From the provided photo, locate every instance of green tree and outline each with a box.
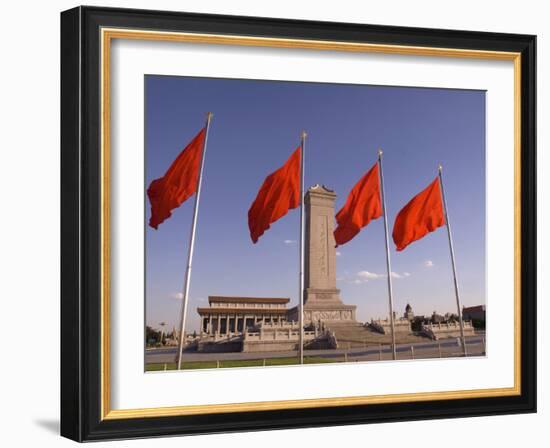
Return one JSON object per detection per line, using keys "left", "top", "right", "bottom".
{"left": 145, "top": 326, "right": 161, "bottom": 346}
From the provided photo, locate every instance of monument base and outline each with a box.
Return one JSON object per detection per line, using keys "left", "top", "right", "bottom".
{"left": 288, "top": 302, "right": 357, "bottom": 325}
{"left": 304, "top": 303, "right": 357, "bottom": 324}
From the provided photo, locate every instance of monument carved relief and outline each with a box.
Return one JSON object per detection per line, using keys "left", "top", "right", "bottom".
{"left": 318, "top": 217, "right": 327, "bottom": 276}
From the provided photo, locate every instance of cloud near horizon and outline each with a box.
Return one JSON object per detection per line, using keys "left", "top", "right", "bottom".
{"left": 357, "top": 271, "right": 385, "bottom": 280}
{"left": 354, "top": 270, "right": 411, "bottom": 283}
{"left": 171, "top": 293, "right": 206, "bottom": 302}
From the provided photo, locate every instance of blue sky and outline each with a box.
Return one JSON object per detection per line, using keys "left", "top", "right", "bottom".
{"left": 145, "top": 75, "right": 486, "bottom": 333}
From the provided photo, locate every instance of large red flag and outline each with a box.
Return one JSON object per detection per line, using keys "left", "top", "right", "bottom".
{"left": 248, "top": 147, "right": 301, "bottom": 243}
{"left": 334, "top": 163, "right": 382, "bottom": 246}
{"left": 147, "top": 128, "right": 206, "bottom": 229}
{"left": 392, "top": 177, "right": 445, "bottom": 251}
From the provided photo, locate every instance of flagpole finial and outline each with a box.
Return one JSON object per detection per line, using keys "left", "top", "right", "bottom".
{"left": 438, "top": 164, "right": 443, "bottom": 173}
{"left": 378, "top": 148, "right": 383, "bottom": 158}
{"left": 301, "top": 130, "right": 307, "bottom": 140}
{"left": 206, "top": 112, "right": 213, "bottom": 122}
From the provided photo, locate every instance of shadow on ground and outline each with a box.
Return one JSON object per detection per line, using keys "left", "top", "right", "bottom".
{"left": 34, "top": 419, "right": 59, "bottom": 435}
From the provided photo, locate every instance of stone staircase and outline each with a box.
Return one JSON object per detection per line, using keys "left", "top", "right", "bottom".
{"left": 327, "top": 322, "right": 429, "bottom": 348}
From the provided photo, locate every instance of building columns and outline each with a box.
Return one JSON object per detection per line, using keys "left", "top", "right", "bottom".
{"left": 198, "top": 312, "right": 291, "bottom": 336}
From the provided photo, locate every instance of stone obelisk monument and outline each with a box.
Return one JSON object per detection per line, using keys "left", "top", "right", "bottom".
{"left": 301, "top": 185, "right": 356, "bottom": 324}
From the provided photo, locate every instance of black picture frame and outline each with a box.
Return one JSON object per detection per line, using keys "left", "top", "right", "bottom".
{"left": 61, "top": 5, "right": 536, "bottom": 442}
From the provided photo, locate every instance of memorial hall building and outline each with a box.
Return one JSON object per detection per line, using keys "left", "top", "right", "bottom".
{"left": 197, "top": 296, "right": 290, "bottom": 335}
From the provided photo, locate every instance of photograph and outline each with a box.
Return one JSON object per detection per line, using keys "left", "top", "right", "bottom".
{"left": 144, "top": 75, "right": 487, "bottom": 371}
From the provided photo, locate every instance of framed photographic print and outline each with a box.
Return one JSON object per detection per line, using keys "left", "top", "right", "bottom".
{"left": 60, "top": 6, "right": 536, "bottom": 441}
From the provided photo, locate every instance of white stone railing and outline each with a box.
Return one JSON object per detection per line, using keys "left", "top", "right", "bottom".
{"left": 424, "top": 321, "right": 473, "bottom": 330}
{"left": 369, "top": 318, "right": 411, "bottom": 334}
{"left": 421, "top": 321, "right": 474, "bottom": 340}
{"left": 243, "top": 329, "right": 317, "bottom": 342}
{"left": 256, "top": 321, "right": 299, "bottom": 330}
{"left": 198, "top": 334, "right": 243, "bottom": 343}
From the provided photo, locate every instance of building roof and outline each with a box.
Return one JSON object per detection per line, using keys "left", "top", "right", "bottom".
{"left": 463, "top": 305, "right": 486, "bottom": 313}
{"left": 197, "top": 307, "right": 288, "bottom": 315}
{"left": 208, "top": 296, "right": 290, "bottom": 304}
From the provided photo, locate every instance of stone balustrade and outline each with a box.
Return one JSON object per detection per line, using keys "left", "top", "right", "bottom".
{"left": 243, "top": 329, "right": 316, "bottom": 342}
{"left": 256, "top": 321, "right": 300, "bottom": 330}
{"left": 421, "top": 321, "right": 475, "bottom": 340}
{"left": 242, "top": 328, "right": 332, "bottom": 352}
{"left": 369, "top": 318, "right": 412, "bottom": 334}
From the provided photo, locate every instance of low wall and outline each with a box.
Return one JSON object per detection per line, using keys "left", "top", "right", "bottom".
{"left": 197, "top": 337, "right": 242, "bottom": 353}
{"left": 242, "top": 340, "right": 298, "bottom": 353}
{"left": 198, "top": 327, "right": 337, "bottom": 353}
{"left": 242, "top": 329, "right": 331, "bottom": 352}
{"left": 421, "top": 321, "right": 476, "bottom": 340}
{"left": 370, "top": 319, "right": 411, "bottom": 334}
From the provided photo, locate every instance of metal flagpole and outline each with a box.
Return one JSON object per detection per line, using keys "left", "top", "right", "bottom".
{"left": 176, "top": 112, "right": 214, "bottom": 370}
{"left": 378, "top": 149, "right": 397, "bottom": 360}
{"left": 299, "top": 131, "right": 307, "bottom": 365}
{"left": 438, "top": 165, "right": 467, "bottom": 356}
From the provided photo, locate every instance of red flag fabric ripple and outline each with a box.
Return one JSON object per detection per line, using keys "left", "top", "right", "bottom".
{"left": 147, "top": 128, "right": 206, "bottom": 229}
{"left": 248, "top": 147, "right": 301, "bottom": 243}
{"left": 333, "top": 162, "right": 383, "bottom": 246}
{"left": 392, "top": 177, "right": 445, "bottom": 251}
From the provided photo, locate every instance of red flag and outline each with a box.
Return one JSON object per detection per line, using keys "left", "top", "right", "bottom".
{"left": 248, "top": 147, "right": 301, "bottom": 243}
{"left": 147, "top": 128, "right": 206, "bottom": 229}
{"left": 334, "top": 163, "right": 382, "bottom": 246}
{"left": 392, "top": 177, "right": 445, "bottom": 251}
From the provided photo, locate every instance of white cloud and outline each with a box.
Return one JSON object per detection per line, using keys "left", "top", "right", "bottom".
{"left": 357, "top": 270, "right": 385, "bottom": 280}
{"left": 170, "top": 293, "right": 206, "bottom": 302}
{"left": 391, "top": 271, "right": 412, "bottom": 278}
{"left": 284, "top": 239, "right": 297, "bottom": 245}
{"left": 352, "top": 279, "right": 365, "bottom": 285}
{"left": 355, "top": 270, "right": 410, "bottom": 281}
{"left": 424, "top": 260, "right": 434, "bottom": 268}
{"left": 336, "top": 251, "right": 342, "bottom": 257}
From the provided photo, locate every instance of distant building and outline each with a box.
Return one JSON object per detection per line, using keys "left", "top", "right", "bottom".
{"left": 462, "top": 305, "right": 486, "bottom": 323}
{"left": 197, "top": 296, "right": 290, "bottom": 335}
{"left": 404, "top": 303, "right": 414, "bottom": 321}
{"left": 431, "top": 311, "right": 445, "bottom": 324}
